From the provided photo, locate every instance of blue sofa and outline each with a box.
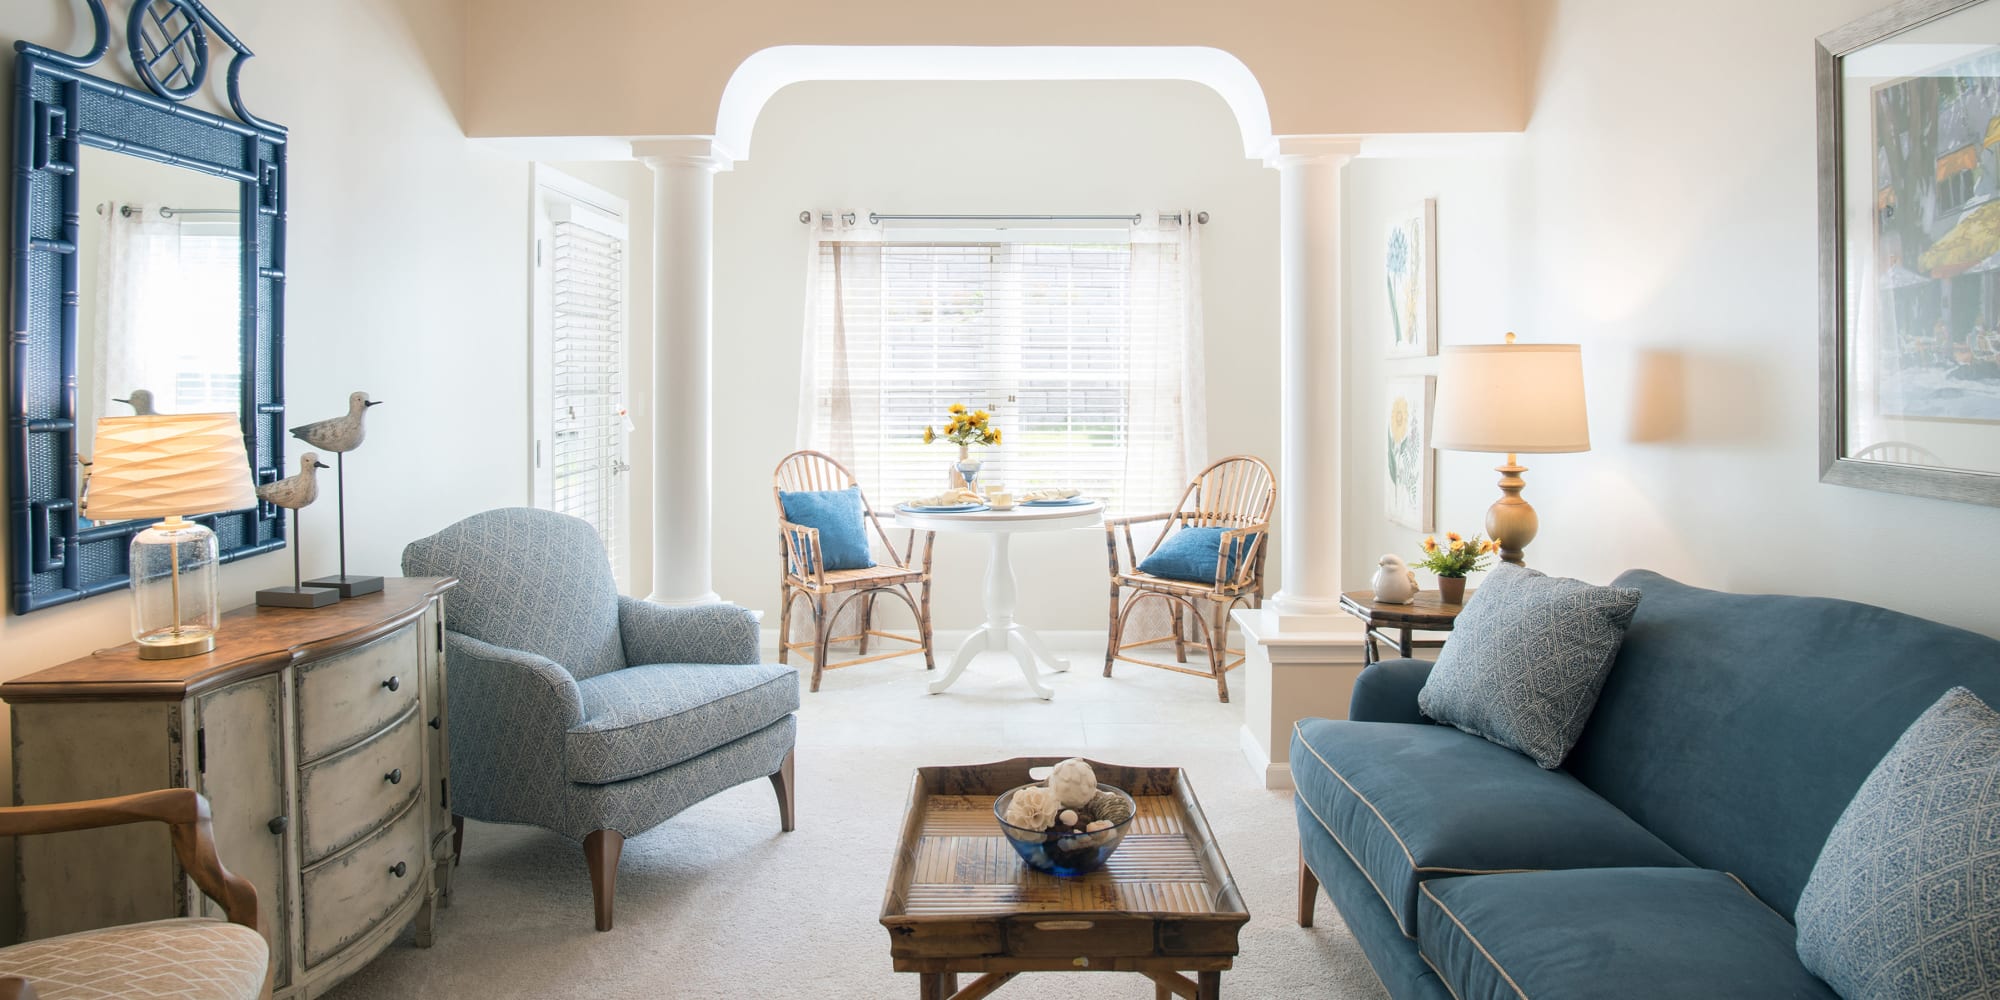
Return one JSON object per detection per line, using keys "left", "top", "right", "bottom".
{"left": 1293, "top": 570, "right": 2000, "bottom": 999}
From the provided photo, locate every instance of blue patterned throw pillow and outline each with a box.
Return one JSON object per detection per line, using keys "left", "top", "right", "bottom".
{"left": 1138, "top": 526, "right": 1259, "bottom": 585}
{"left": 1415, "top": 563, "right": 1641, "bottom": 769}
{"left": 1795, "top": 687, "right": 2000, "bottom": 1000}
{"left": 778, "top": 487, "right": 874, "bottom": 571}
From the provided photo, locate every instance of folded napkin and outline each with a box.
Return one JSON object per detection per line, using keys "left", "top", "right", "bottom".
{"left": 1021, "top": 487, "right": 1081, "bottom": 502}
{"left": 907, "top": 487, "right": 984, "bottom": 507}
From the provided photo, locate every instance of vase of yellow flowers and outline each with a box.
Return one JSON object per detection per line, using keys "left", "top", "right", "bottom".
{"left": 924, "top": 403, "right": 1001, "bottom": 488}
{"left": 1414, "top": 531, "right": 1500, "bottom": 604}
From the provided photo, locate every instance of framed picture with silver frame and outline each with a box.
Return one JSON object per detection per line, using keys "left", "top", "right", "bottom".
{"left": 1818, "top": 0, "right": 2000, "bottom": 507}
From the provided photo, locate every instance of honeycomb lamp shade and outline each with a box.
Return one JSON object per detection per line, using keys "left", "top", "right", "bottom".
{"left": 83, "top": 413, "right": 257, "bottom": 660}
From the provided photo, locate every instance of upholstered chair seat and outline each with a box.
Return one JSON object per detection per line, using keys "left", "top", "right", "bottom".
{"left": 566, "top": 662, "right": 798, "bottom": 785}
{"left": 0, "top": 919, "right": 267, "bottom": 1000}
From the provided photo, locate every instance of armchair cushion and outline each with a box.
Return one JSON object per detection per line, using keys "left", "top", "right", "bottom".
{"left": 778, "top": 487, "right": 874, "bottom": 570}
{"left": 567, "top": 662, "right": 800, "bottom": 785}
{"left": 617, "top": 597, "right": 761, "bottom": 666}
{"left": 1138, "top": 526, "right": 1257, "bottom": 584}
{"left": 0, "top": 918, "right": 267, "bottom": 1000}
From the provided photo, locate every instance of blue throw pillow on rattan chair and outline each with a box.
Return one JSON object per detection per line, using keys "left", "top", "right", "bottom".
{"left": 1139, "top": 526, "right": 1256, "bottom": 584}
{"left": 778, "top": 487, "right": 875, "bottom": 571}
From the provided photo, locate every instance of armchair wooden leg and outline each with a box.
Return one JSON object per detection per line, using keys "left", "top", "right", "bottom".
{"left": 769, "top": 749, "right": 796, "bottom": 832}
{"left": 919, "top": 581, "right": 937, "bottom": 671}
{"left": 1210, "top": 600, "right": 1232, "bottom": 704}
{"left": 858, "top": 593, "right": 873, "bottom": 655}
{"left": 451, "top": 814, "right": 464, "bottom": 866}
{"left": 778, "top": 589, "right": 795, "bottom": 665}
{"left": 1298, "top": 850, "right": 1319, "bottom": 927}
{"left": 584, "top": 829, "right": 624, "bottom": 932}
{"left": 810, "top": 595, "right": 830, "bottom": 693}
{"left": 1170, "top": 603, "right": 1189, "bottom": 663}
{"left": 1103, "top": 586, "right": 1122, "bottom": 678}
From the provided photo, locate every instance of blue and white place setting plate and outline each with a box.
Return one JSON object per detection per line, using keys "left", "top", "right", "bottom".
{"left": 1020, "top": 496, "right": 1093, "bottom": 507}
{"left": 899, "top": 502, "right": 989, "bottom": 513}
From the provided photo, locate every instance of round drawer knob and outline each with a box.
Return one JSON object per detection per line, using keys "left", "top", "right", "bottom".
{"left": 268, "top": 815, "right": 288, "bottom": 835}
{"left": 382, "top": 676, "right": 401, "bottom": 693}
{"left": 428, "top": 715, "right": 441, "bottom": 730}
{"left": 385, "top": 768, "right": 403, "bottom": 785}
{"left": 389, "top": 861, "right": 408, "bottom": 879}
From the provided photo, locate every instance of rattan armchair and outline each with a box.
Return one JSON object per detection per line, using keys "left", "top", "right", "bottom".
{"left": 774, "top": 450, "right": 936, "bottom": 691}
{"left": 1103, "top": 455, "right": 1275, "bottom": 702}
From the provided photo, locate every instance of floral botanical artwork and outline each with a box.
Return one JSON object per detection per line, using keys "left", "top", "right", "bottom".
{"left": 1385, "top": 199, "right": 1438, "bottom": 358}
{"left": 1385, "top": 376, "right": 1435, "bottom": 531}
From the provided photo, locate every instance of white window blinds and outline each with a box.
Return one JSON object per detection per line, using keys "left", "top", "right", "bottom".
{"left": 803, "top": 228, "right": 1204, "bottom": 513}
{"left": 534, "top": 175, "right": 630, "bottom": 583}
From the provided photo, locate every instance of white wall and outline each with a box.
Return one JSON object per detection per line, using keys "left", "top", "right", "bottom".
{"left": 712, "top": 80, "right": 1280, "bottom": 631}
{"left": 1341, "top": 0, "right": 2000, "bottom": 638}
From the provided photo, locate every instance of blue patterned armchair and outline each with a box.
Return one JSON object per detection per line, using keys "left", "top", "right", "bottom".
{"left": 402, "top": 507, "right": 797, "bottom": 931}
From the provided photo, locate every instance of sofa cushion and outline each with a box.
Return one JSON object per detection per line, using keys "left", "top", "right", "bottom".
{"left": 1418, "top": 868, "right": 1839, "bottom": 1000}
{"left": 1418, "top": 563, "right": 1641, "bottom": 768}
{"left": 1795, "top": 686, "right": 2000, "bottom": 1000}
{"left": 567, "top": 662, "right": 799, "bottom": 785}
{"left": 1291, "top": 718, "right": 1689, "bottom": 937}
{"left": 1565, "top": 570, "right": 2000, "bottom": 920}
{"left": 0, "top": 917, "right": 268, "bottom": 1000}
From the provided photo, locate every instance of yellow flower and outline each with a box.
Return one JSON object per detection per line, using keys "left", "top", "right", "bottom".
{"left": 1422, "top": 537, "right": 1437, "bottom": 553}
{"left": 1489, "top": 538, "right": 1502, "bottom": 550}
{"left": 1446, "top": 531, "right": 1462, "bottom": 542}
{"left": 923, "top": 426, "right": 935, "bottom": 444}
{"left": 973, "top": 409, "right": 988, "bottom": 423}
{"left": 1450, "top": 539, "right": 1465, "bottom": 552}
{"left": 1482, "top": 540, "right": 1498, "bottom": 554}
{"left": 1388, "top": 397, "right": 1411, "bottom": 444}
{"left": 990, "top": 429, "right": 1002, "bottom": 444}
{"left": 949, "top": 403, "right": 966, "bottom": 414}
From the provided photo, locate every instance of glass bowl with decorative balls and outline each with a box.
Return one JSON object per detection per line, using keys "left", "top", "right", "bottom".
{"left": 992, "top": 758, "right": 1137, "bottom": 877}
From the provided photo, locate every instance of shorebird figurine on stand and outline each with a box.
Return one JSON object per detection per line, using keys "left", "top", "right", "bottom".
{"left": 256, "top": 453, "right": 340, "bottom": 608}
{"left": 114, "top": 389, "right": 156, "bottom": 415}
{"left": 292, "top": 391, "right": 384, "bottom": 597}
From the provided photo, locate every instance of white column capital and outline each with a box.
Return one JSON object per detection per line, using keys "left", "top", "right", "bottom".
{"left": 1261, "top": 135, "right": 1363, "bottom": 169}
{"left": 632, "top": 136, "right": 736, "bottom": 173}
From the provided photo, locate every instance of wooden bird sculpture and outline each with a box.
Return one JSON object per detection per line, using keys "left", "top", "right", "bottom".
{"left": 258, "top": 453, "right": 329, "bottom": 510}
{"left": 114, "top": 389, "right": 156, "bottom": 415}
{"left": 290, "top": 391, "right": 381, "bottom": 453}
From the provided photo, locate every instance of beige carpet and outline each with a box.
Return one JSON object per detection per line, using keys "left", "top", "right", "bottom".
{"left": 324, "top": 643, "right": 1390, "bottom": 999}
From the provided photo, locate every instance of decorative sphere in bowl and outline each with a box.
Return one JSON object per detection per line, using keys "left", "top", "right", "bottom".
{"left": 993, "top": 782, "right": 1136, "bottom": 877}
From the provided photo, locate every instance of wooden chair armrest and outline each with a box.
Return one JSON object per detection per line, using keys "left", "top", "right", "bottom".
{"left": 779, "top": 519, "right": 824, "bottom": 585}
{"left": 0, "top": 976, "right": 37, "bottom": 1000}
{"left": 0, "top": 789, "right": 260, "bottom": 936}
{"left": 1101, "top": 511, "right": 1175, "bottom": 529}
{"left": 865, "top": 511, "right": 933, "bottom": 569}
{"left": 1216, "top": 524, "right": 1268, "bottom": 589}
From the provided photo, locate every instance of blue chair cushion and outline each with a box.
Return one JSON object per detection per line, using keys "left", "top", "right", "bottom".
{"left": 779, "top": 487, "right": 874, "bottom": 571}
{"left": 1138, "top": 526, "right": 1256, "bottom": 584}
{"left": 566, "top": 662, "right": 800, "bottom": 785}
{"left": 1418, "top": 868, "right": 1840, "bottom": 1000}
{"left": 1291, "top": 717, "right": 1690, "bottom": 937}
{"left": 1795, "top": 686, "right": 2000, "bottom": 1000}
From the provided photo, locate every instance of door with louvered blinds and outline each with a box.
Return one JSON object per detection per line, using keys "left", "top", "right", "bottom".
{"left": 531, "top": 167, "right": 631, "bottom": 587}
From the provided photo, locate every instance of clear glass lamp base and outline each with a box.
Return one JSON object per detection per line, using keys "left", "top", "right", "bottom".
{"left": 137, "top": 626, "right": 217, "bottom": 660}
{"left": 129, "top": 516, "right": 221, "bottom": 660}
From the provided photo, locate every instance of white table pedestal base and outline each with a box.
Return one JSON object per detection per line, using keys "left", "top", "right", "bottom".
{"left": 928, "top": 531, "right": 1071, "bottom": 700}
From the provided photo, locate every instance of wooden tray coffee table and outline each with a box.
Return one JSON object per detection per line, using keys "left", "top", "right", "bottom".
{"left": 880, "top": 758, "right": 1248, "bottom": 999}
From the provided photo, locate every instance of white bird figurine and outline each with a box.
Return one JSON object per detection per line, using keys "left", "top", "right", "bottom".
{"left": 1371, "top": 554, "right": 1420, "bottom": 605}
{"left": 290, "top": 391, "right": 381, "bottom": 453}
{"left": 113, "top": 389, "right": 156, "bottom": 415}
{"left": 258, "top": 453, "right": 329, "bottom": 510}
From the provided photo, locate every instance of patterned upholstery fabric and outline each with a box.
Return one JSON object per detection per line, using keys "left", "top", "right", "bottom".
{"left": 568, "top": 662, "right": 799, "bottom": 784}
{"left": 402, "top": 507, "right": 627, "bottom": 681}
{"left": 1417, "top": 563, "right": 1642, "bottom": 769}
{"left": 0, "top": 918, "right": 266, "bottom": 999}
{"left": 402, "top": 508, "right": 797, "bottom": 842}
{"left": 1795, "top": 686, "right": 2000, "bottom": 1000}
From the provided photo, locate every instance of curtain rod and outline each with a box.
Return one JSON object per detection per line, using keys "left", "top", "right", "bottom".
{"left": 113, "top": 205, "right": 238, "bottom": 218}
{"left": 799, "top": 211, "right": 1208, "bottom": 225}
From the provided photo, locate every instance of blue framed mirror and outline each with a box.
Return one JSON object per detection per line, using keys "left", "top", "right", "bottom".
{"left": 9, "top": 0, "right": 287, "bottom": 614}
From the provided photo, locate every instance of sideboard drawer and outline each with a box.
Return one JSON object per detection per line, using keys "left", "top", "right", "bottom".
{"left": 301, "top": 798, "right": 427, "bottom": 969}
{"left": 298, "top": 707, "right": 423, "bottom": 866}
{"left": 297, "top": 622, "right": 421, "bottom": 760}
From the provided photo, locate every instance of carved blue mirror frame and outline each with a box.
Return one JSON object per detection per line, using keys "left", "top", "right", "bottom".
{"left": 9, "top": 0, "right": 286, "bottom": 614}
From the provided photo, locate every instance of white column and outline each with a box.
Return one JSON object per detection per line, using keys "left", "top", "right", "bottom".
{"left": 635, "top": 139, "right": 731, "bottom": 606}
{"left": 1266, "top": 137, "right": 1359, "bottom": 622}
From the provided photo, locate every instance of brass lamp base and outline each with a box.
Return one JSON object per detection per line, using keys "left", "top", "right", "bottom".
{"left": 1484, "top": 454, "right": 1540, "bottom": 567}
{"left": 136, "top": 628, "right": 216, "bottom": 660}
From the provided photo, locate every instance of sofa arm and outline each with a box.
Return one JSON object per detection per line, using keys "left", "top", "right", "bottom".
{"left": 445, "top": 631, "right": 585, "bottom": 822}
{"left": 617, "top": 596, "right": 761, "bottom": 666}
{"left": 1349, "top": 658, "right": 1436, "bottom": 725}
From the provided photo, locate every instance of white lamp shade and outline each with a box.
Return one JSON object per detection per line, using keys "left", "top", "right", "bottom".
{"left": 1432, "top": 343, "right": 1591, "bottom": 454}
{"left": 83, "top": 413, "right": 258, "bottom": 520}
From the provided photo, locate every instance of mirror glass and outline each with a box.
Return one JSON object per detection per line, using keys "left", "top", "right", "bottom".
{"left": 76, "top": 145, "right": 243, "bottom": 522}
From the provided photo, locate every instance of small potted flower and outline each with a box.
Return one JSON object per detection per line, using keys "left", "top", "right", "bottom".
{"left": 1414, "top": 531, "right": 1500, "bottom": 604}
{"left": 923, "top": 403, "right": 1000, "bottom": 487}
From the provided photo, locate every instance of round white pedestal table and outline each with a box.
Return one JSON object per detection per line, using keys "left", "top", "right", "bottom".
{"left": 893, "top": 501, "right": 1105, "bottom": 700}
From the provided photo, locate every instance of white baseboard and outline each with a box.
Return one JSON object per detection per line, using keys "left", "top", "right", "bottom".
{"left": 1240, "top": 724, "right": 1294, "bottom": 789}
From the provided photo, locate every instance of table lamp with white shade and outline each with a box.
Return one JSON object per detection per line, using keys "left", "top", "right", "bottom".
{"left": 82, "top": 413, "right": 258, "bottom": 659}
{"left": 1430, "top": 333, "right": 1591, "bottom": 567}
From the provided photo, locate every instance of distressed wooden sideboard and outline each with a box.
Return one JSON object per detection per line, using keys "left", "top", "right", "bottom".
{"left": 3, "top": 577, "right": 457, "bottom": 998}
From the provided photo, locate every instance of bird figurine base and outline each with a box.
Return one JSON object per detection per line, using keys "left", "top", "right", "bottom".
{"left": 304, "top": 573, "right": 384, "bottom": 598}
{"left": 257, "top": 585, "right": 341, "bottom": 609}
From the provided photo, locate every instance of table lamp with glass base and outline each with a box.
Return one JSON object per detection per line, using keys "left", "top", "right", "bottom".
{"left": 1431, "top": 333, "right": 1592, "bottom": 568}
{"left": 84, "top": 413, "right": 259, "bottom": 660}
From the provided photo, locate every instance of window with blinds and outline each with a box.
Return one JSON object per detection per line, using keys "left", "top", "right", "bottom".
{"left": 808, "top": 238, "right": 1189, "bottom": 512}
{"left": 532, "top": 169, "right": 630, "bottom": 584}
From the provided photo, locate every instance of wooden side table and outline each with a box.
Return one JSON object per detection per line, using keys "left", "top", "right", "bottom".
{"left": 1339, "top": 589, "right": 1474, "bottom": 665}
